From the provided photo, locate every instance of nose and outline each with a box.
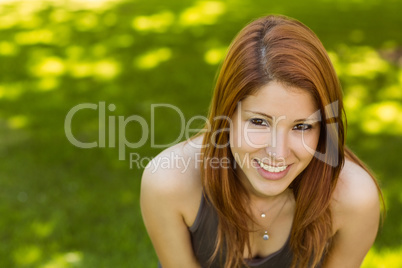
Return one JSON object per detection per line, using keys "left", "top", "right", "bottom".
{"left": 266, "top": 128, "right": 289, "bottom": 159}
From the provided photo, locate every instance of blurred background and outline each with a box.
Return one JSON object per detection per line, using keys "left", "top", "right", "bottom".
{"left": 0, "top": 0, "right": 401, "bottom": 267}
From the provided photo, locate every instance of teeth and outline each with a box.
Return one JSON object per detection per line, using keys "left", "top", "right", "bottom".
{"left": 257, "top": 160, "right": 287, "bottom": 173}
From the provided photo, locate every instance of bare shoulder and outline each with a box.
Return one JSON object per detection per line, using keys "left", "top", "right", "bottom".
{"left": 140, "top": 136, "right": 204, "bottom": 267}
{"left": 325, "top": 158, "right": 382, "bottom": 266}
{"left": 141, "top": 135, "right": 204, "bottom": 225}
{"left": 331, "top": 158, "right": 381, "bottom": 232}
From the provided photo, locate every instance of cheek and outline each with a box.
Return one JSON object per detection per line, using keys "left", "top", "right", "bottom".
{"left": 302, "top": 133, "right": 319, "bottom": 149}
{"left": 244, "top": 132, "right": 269, "bottom": 149}
{"left": 293, "top": 130, "right": 320, "bottom": 159}
{"left": 231, "top": 122, "right": 269, "bottom": 150}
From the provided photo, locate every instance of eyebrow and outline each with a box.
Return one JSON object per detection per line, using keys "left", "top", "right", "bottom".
{"left": 244, "top": 110, "right": 320, "bottom": 123}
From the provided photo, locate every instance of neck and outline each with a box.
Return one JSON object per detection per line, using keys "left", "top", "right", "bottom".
{"left": 249, "top": 188, "right": 292, "bottom": 208}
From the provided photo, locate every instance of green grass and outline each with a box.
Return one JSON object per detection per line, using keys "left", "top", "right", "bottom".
{"left": 0, "top": 0, "right": 401, "bottom": 267}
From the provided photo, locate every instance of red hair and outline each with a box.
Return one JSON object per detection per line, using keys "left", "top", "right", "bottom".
{"left": 200, "top": 15, "right": 382, "bottom": 267}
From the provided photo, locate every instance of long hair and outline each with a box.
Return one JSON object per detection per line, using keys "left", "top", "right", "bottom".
{"left": 200, "top": 15, "right": 382, "bottom": 267}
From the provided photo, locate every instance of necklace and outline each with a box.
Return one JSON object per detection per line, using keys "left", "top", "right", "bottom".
{"left": 259, "top": 195, "right": 289, "bottom": 241}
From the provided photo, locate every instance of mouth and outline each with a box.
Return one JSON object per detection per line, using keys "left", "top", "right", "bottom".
{"left": 256, "top": 159, "right": 288, "bottom": 173}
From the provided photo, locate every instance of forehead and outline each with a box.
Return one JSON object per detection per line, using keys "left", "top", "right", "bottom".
{"left": 241, "top": 81, "right": 318, "bottom": 118}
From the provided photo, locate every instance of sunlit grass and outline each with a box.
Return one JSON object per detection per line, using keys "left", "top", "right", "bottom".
{"left": 332, "top": 45, "right": 402, "bottom": 135}
{"left": 362, "top": 247, "right": 402, "bottom": 268}
{"left": 360, "top": 101, "right": 402, "bottom": 135}
{"left": 135, "top": 48, "right": 172, "bottom": 70}
{"left": 179, "top": 1, "right": 226, "bottom": 26}
{"left": 30, "top": 56, "right": 66, "bottom": 77}
{"left": 15, "top": 29, "right": 55, "bottom": 45}
{"left": 132, "top": 11, "right": 175, "bottom": 33}
{"left": 13, "top": 245, "right": 42, "bottom": 266}
{"left": 8, "top": 115, "right": 28, "bottom": 129}
{"left": 1, "top": 0, "right": 125, "bottom": 11}
{"left": 331, "top": 46, "right": 390, "bottom": 77}
{"left": 31, "top": 220, "right": 55, "bottom": 238}
{"left": 0, "top": 84, "right": 24, "bottom": 99}
{"left": 41, "top": 252, "right": 83, "bottom": 268}
{"left": 92, "top": 59, "right": 121, "bottom": 80}
{"left": 0, "top": 41, "right": 18, "bottom": 55}
{"left": 204, "top": 46, "right": 227, "bottom": 65}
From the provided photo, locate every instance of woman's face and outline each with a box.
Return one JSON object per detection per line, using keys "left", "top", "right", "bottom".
{"left": 229, "top": 81, "right": 321, "bottom": 198}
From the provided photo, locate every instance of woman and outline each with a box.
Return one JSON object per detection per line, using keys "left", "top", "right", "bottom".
{"left": 141, "top": 15, "right": 383, "bottom": 267}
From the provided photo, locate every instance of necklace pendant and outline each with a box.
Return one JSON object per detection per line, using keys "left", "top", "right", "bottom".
{"left": 263, "top": 231, "right": 269, "bottom": 240}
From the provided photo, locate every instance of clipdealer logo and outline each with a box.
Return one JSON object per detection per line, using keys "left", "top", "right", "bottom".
{"left": 64, "top": 101, "right": 340, "bottom": 169}
{"left": 64, "top": 102, "right": 190, "bottom": 161}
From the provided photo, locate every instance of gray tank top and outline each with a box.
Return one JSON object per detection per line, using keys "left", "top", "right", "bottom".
{"left": 188, "top": 194, "right": 293, "bottom": 267}
{"left": 158, "top": 194, "right": 324, "bottom": 267}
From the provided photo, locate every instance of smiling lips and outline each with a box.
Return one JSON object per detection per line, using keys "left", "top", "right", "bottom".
{"left": 256, "top": 159, "right": 288, "bottom": 173}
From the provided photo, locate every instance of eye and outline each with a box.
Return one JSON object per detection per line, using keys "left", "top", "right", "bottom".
{"left": 293, "top": 123, "right": 312, "bottom": 131}
{"left": 249, "top": 118, "right": 269, "bottom": 126}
